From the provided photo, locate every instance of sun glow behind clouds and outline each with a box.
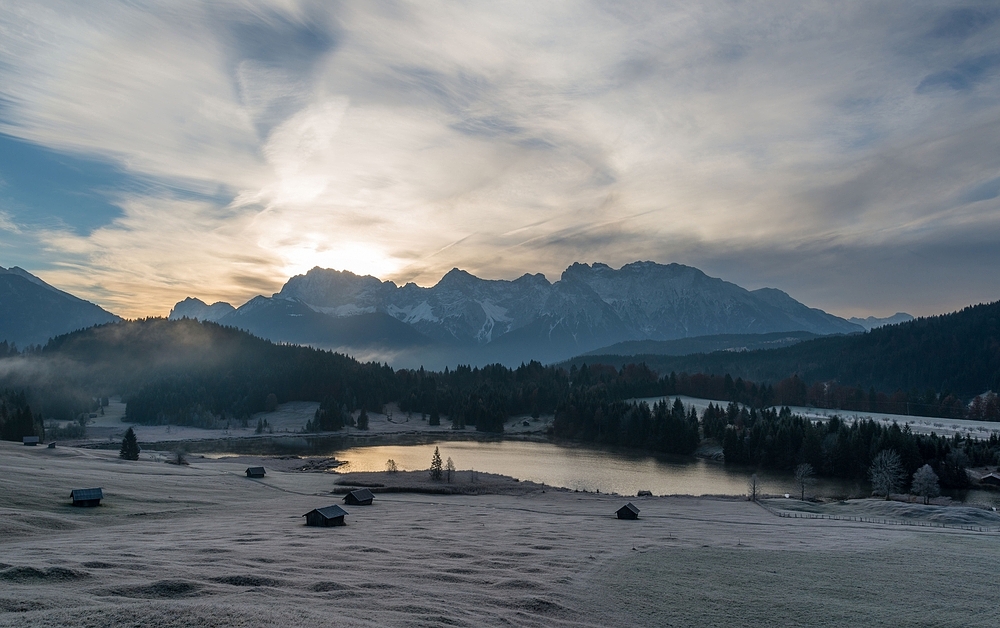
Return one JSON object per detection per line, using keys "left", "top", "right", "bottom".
{"left": 1, "top": 2, "right": 1000, "bottom": 318}
{"left": 276, "top": 240, "right": 401, "bottom": 281}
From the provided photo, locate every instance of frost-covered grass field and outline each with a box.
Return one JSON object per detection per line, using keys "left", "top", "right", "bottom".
{"left": 2, "top": 441, "right": 998, "bottom": 627}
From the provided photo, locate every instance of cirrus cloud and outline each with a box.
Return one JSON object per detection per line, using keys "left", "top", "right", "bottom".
{"left": 0, "top": 1, "right": 998, "bottom": 318}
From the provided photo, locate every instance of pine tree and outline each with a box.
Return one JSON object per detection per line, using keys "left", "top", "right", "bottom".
{"left": 430, "top": 446, "right": 443, "bottom": 480}
{"left": 357, "top": 408, "right": 369, "bottom": 430}
{"left": 429, "top": 407, "right": 440, "bottom": 426}
{"left": 119, "top": 427, "right": 140, "bottom": 461}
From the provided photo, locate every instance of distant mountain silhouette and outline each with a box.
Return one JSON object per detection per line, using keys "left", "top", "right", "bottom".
{"left": 169, "top": 297, "right": 235, "bottom": 322}
{"left": 0, "top": 266, "right": 120, "bottom": 348}
{"left": 847, "top": 312, "right": 914, "bottom": 331}
{"left": 170, "top": 261, "right": 864, "bottom": 367}
{"left": 581, "top": 331, "right": 822, "bottom": 358}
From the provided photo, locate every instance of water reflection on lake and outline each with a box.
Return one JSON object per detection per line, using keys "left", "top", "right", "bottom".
{"left": 333, "top": 440, "right": 858, "bottom": 498}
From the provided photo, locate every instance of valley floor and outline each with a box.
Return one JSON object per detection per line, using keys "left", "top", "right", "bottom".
{"left": 2, "top": 441, "right": 998, "bottom": 627}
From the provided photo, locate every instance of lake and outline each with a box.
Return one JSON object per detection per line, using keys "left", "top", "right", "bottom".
{"left": 199, "top": 435, "right": 999, "bottom": 505}
{"left": 331, "top": 439, "right": 860, "bottom": 499}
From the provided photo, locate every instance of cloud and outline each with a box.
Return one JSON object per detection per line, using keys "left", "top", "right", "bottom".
{"left": 0, "top": 1, "right": 999, "bottom": 318}
{"left": 0, "top": 210, "right": 20, "bottom": 234}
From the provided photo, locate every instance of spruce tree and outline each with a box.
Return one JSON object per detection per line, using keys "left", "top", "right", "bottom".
{"left": 119, "top": 427, "right": 140, "bottom": 461}
{"left": 357, "top": 408, "right": 369, "bottom": 430}
{"left": 430, "top": 446, "right": 443, "bottom": 480}
{"left": 429, "top": 407, "right": 440, "bottom": 426}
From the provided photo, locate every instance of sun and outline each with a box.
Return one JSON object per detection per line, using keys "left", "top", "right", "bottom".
{"left": 279, "top": 240, "right": 402, "bottom": 280}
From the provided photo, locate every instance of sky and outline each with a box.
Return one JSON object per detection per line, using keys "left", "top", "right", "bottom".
{"left": 0, "top": 1, "right": 999, "bottom": 320}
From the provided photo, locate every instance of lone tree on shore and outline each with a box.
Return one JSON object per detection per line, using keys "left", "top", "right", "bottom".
{"left": 869, "top": 449, "right": 905, "bottom": 500}
{"left": 386, "top": 458, "right": 398, "bottom": 473}
{"left": 747, "top": 473, "right": 760, "bottom": 501}
{"left": 446, "top": 457, "right": 455, "bottom": 482}
{"left": 430, "top": 446, "right": 443, "bottom": 480}
{"left": 911, "top": 464, "right": 941, "bottom": 504}
{"left": 119, "top": 427, "right": 140, "bottom": 461}
{"left": 794, "top": 463, "right": 815, "bottom": 500}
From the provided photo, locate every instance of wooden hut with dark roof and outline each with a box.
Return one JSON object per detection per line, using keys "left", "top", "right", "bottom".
{"left": 245, "top": 466, "right": 266, "bottom": 478}
{"left": 70, "top": 488, "right": 103, "bottom": 507}
{"left": 616, "top": 502, "right": 640, "bottom": 520}
{"left": 303, "top": 505, "right": 348, "bottom": 527}
{"left": 980, "top": 471, "right": 1000, "bottom": 487}
{"left": 22, "top": 436, "right": 39, "bottom": 446}
{"left": 343, "top": 488, "right": 374, "bottom": 506}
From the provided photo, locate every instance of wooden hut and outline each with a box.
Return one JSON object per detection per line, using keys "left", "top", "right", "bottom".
{"left": 343, "top": 488, "right": 374, "bottom": 506}
{"left": 70, "top": 488, "right": 103, "bottom": 507}
{"left": 22, "top": 436, "right": 39, "bottom": 446}
{"left": 303, "top": 505, "right": 348, "bottom": 527}
{"left": 245, "top": 467, "right": 266, "bottom": 478}
{"left": 616, "top": 502, "right": 640, "bottom": 520}
{"left": 980, "top": 472, "right": 1000, "bottom": 487}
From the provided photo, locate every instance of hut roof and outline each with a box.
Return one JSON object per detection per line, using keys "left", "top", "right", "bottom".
{"left": 70, "top": 488, "right": 103, "bottom": 501}
{"left": 344, "top": 488, "right": 375, "bottom": 503}
{"left": 618, "top": 502, "right": 640, "bottom": 515}
{"left": 304, "top": 504, "right": 348, "bottom": 520}
{"left": 246, "top": 466, "right": 266, "bottom": 476}
{"left": 23, "top": 436, "right": 39, "bottom": 444}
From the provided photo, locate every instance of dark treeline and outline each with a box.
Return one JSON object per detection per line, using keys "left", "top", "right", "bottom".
{"left": 553, "top": 394, "right": 700, "bottom": 454}
{"left": 307, "top": 361, "right": 571, "bottom": 434}
{"left": 393, "top": 361, "right": 568, "bottom": 433}
{"left": 2, "top": 314, "right": 999, "bottom": 454}
{"left": 705, "top": 402, "right": 1000, "bottom": 489}
{"left": 0, "top": 389, "right": 43, "bottom": 442}
{"left": 660, "top": 372, "right": 976, "bottom": 420}
{"left": 393, "top": 361, "right": 666, "bottom": 432}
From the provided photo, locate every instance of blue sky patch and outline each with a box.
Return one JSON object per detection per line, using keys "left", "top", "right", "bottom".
{"left": 0, "top": 133, "right": 136, "bottom": 235}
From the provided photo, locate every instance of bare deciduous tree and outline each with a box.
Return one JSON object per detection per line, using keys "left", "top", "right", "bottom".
{"left": 794, "top": 463, "right": 815, "bottom": 500}
{"left": 869, "top": 449, "right": 905, "bottom": 500}
{"left": 747, "top": 473, "right": 760, "bottom": 501}
{"left": 445, "top": 456, "right": 455, "bottom": 482}
{"left": 385, "top": 458, "right": 398, "bottom": 473}
{"left": 911, "top": 464, "right": 940, "bottom": 505}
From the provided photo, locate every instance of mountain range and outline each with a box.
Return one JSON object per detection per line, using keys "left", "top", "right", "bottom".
{"left": 0, "top": 266, "right": 120, "bottom": 348}
{"left": 168, "top": 262, "right": 870, "bottom": 368}
{"left": 848, "top": 312, "right": 914, "bottom": 330}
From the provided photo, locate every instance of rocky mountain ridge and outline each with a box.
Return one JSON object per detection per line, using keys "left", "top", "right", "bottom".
{"left": 171, "top": 261, "right": 865, "bottom": 367}
{"left": 0, "top": 266, "right": 120, "bottom": 348}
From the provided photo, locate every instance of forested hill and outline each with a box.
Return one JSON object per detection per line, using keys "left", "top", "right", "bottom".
{"left": 0, "top": 318, "right": 583, "bottom": 430}
{"left": 567, "top": 300, "right": 1000, "bottom": 398}
{"left": 0, "top": 318, "right": 397, "bottom": 424}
